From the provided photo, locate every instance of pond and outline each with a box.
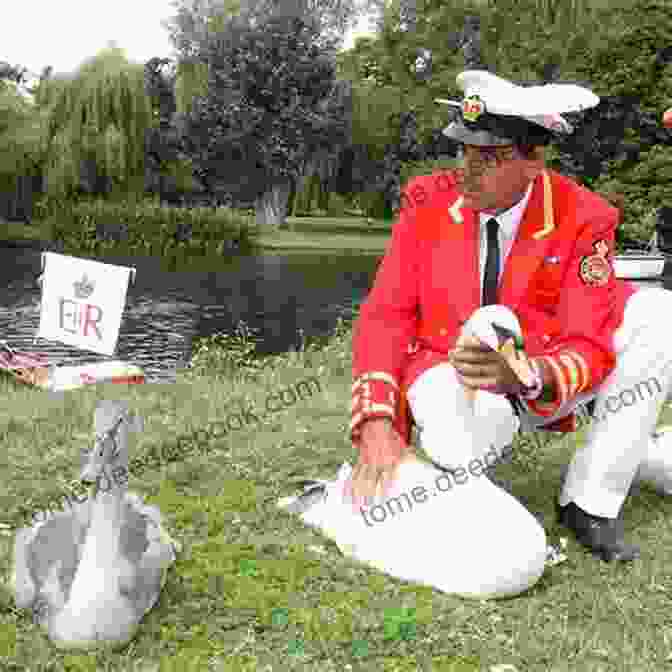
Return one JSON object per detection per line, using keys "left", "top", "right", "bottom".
{"left": 0, "top": 244, "right": 665, "bottom": 384}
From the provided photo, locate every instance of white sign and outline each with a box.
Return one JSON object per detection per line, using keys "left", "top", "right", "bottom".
{"left": 36, "top": 253, "right": 135, "bottom": 356}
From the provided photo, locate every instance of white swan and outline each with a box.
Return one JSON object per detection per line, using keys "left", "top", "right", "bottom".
{"left": 11, "top": 400, "right": 180, "bottom": 650}
{"left": 278, "top": 452, "right": 548, "bottom": 599}
{"left": 277, "top": 306, "right": 549, "bottom": 599}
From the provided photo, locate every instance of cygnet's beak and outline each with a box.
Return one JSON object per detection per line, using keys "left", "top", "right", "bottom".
{"left": 80, "top": 463, "right": 99, "bottom": 484}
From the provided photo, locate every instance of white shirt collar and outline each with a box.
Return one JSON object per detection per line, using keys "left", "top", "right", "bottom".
{"left": 478, "top": 180, "right": 534, "bottom": 239}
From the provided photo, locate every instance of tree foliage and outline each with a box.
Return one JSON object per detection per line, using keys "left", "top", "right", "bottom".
{"left": 0, "top": 66, "right": 47, "bottom": 220}
{"left": 570, "top": 0, "right": 672, "bottom": 242}
{"left": 28, "top": 46, "right": 154, "bottom": 202}
{"left": 180, "top": 12, "right": 350, "bottom": 227}
{"left": 336, "top": 0, "right": 672, "bottom": 233}
{"left": 163, "top": 0, "right": 375, "bottom": 61}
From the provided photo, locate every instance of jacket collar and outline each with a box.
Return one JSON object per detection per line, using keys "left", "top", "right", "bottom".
{"left": 436, "top": 170, "right": 559, "bottom": 322}
{"left": 477, "top": 180, "right": 533, "bottom": 242}
{"left": 497, "top": 170, "right": 557, "bottom": 310}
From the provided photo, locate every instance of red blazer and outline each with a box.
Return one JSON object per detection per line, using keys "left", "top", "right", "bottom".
{"left": 351, "top": 169, "right": 638, "bottom": 444}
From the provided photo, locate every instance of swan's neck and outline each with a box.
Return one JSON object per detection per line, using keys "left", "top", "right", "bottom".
{"left": 76, "top": 465, "right": 128, "bottom": 569}
{"left": 59, "top": 464, "right": 129, "bottom": 616}
{"left": 88, "top": 464, "right": 127, "bottom": 538}
{"left": 92, "top": 464, "right": 126, "bottom": 507}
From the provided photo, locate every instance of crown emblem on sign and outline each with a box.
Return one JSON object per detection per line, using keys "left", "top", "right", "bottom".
{"left": 73, "top": 273, "right": 95, "bottom": 299}
{"left": 462, "top": 94, "right": 485, "bottom": 122}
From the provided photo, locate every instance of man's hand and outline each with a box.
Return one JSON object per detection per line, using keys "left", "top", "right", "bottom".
{"left": 448, "top": 335, "right": 524, "bottom": 395}
{"left": 343, "top": 417, "right": 411, "bottom": 512}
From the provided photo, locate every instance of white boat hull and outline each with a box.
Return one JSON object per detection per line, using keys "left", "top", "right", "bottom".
{"left": 0, "top": 351, "right": 145, "bottom": 392}
{"left": 46, "top": 361, "right": 146, "bottom": 392}
{"left": 613, "top": 254, "right": 666, "bottom": 280}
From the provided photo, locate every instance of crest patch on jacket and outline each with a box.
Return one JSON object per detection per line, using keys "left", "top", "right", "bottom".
{"left": 579, "top": 239, "right": 611, "bottom": 287}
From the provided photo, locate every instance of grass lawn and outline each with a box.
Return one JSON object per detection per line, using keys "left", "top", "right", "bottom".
{"left": 251, "top": 217, "right": 391, "bottom": 253}
{"left": 252, "top": 230, "right": 389, "bottom": 253}
{"left": 0, "top": 320, "right": 672, "bottom": 670}
{"left": 283, "top": 216, "right": 393, "bottom": 234}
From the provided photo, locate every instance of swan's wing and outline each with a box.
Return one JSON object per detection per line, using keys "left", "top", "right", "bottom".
{"left": 117, "top": 497, "right": 178, "bottom": 615}
{"left": 16, "top": 513, "right": 83, "bottom": 610}
{"left": 12, "top": 527, "right": 38, "bottom": 609}
{"left": 33, "top": 561, "right": 69, "bottom": 625}
{"left": 118, "top": 504, "right": 150, "bottom": 564}
{"left": 122, "top": 494, "right": 181, "bottom": 554}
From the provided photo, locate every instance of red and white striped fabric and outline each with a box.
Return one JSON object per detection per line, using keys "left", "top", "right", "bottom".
{"left": 0, "top": 348, "right": 51, "bottom": 371}
{"left": 0, "top": 344, "right": 145, "bottom": 391}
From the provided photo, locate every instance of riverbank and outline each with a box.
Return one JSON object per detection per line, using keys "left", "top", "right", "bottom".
{"left": 1, "top": 211, "right": 662, "bottom": 257}
{"left": 0, "top": 214, "right": 392, "bottom": 255}
{"left": 252, "top": 216, "right": 390, "bottom": 252}
{"left": 0, "top": 319, "right": 671, "bottom": 670}
{"left": 0, "top": 220, "right": 58, "bottom": 250}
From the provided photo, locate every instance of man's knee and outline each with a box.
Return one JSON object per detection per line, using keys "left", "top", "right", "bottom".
{"left": 627, "top": 288, "right": 672, "bottom": 325}
{"left": 619, "top": 289, "right": 672, "bottom": 364}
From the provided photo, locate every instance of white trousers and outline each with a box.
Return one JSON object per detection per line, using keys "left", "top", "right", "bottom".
{"left": 407, "top": 287, "right": 672, "bottom": 519}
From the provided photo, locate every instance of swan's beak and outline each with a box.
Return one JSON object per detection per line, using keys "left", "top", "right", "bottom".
{"left": 80, "top": 464, "right": 99, "bottom": 484}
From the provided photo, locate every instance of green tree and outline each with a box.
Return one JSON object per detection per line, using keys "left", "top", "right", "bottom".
{"left": 165, "top": 0, "right": 378, "bottom": 217}
{"left": 571, "top": 0, "right": 672, "bottom": 242}
{"left": 181, "top": 13, "right": 350, "bottom": 229}
{"left": 0, "top": 64, "right": 52, "bottom": 220}
{"left": 163, "top": 0, "right": 376, "bottom": 61}
{"left": 143, "top": 57, "right": 205, "bottom": 205}
{"left": 29, "top": 45, "right": 154, "bottom": 203}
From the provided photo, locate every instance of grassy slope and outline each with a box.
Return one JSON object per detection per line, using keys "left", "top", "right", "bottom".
{"left": 251, "top": 216, "right": 391, "bottom": 252}
{"left": 0, "top": 321, "right": 671, "bottom": 671}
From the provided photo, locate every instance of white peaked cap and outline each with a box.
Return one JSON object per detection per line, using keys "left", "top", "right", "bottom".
{"left": 436, "top": 69, "right": 600, "bottom": 137}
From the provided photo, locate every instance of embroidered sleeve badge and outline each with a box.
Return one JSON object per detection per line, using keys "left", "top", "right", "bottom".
{"left": 579, "top": 239, "right": 612, "bottom": 286}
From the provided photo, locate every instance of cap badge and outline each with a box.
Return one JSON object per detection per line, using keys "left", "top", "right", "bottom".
{"left": 462, "top": 95, "right": 485, "bottom": 122}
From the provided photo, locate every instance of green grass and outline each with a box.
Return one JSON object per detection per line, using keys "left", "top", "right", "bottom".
{"left": 284, "top": 216, "right": 393, "bottom": 233}
{"left": 252, "top": 216, "right": 391, "bottom": 252}
{"left": 1, "top": 320, "right": 672, "bottom": 670}
{"left": 252, "top": 229, "right": 389, "bottom": 252}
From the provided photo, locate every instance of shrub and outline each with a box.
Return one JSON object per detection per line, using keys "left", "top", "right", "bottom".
{"left": 35, "top": 195, "right": 256, "bottom": 257}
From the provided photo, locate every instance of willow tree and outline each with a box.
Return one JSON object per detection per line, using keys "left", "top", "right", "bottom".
{"left": 31, "top": 45, "right": 154, "bottom": 203}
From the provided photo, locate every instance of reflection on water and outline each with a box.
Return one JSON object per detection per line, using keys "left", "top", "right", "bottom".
{"left": 0, "top": 245, "right": 664, "bottom": 385}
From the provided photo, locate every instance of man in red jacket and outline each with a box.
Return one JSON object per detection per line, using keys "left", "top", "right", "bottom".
{"left": 346, "top": 70, "right": 672, "bottom": 562}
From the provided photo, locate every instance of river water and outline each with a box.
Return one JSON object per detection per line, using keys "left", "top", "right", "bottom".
{"left": 0, "top": 245, "right": 380, "bottom": 383}
{"left": 0, "top": 244, "right": 665, "bottom": 384}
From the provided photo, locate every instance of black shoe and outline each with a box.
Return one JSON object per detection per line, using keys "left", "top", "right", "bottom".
{"left": 556, "top": 501, "right": 640, "bottom": 562}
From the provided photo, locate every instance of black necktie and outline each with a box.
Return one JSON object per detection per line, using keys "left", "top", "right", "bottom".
{"left": 482, "top": 217, "right": 500, "bottom": 306}
{"left": 481, "top": 218, "right": 521, "bottom": 417}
